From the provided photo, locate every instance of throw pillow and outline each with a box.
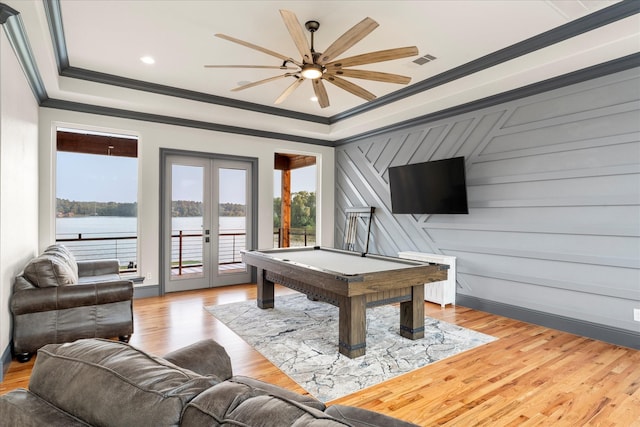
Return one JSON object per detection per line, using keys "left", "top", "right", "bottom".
{"left": 23, "top": 254, "right": 77, "bottom": 287}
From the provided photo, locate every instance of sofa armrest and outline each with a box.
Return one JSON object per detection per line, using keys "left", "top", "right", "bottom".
{"left": 13, "top": 275, "right": 37, "bottom": 292}
{"left": 163, "top": 339, "right": 233, "bottom": 380}
{"left": 11, "top": 281, "right": 133, "bottom": 315}
{"left": 325, "top": 405, "right": 420, "bottom": 427}
{"left": 0, "top": 388, "right": 90, "bottom": 426}
{"left": 77, "top": 259, "right": 120, "bottom": 277}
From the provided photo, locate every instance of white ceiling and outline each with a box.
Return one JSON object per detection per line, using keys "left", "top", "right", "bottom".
{"left": 8, "top": 0, "right": 640, "bottom": 140}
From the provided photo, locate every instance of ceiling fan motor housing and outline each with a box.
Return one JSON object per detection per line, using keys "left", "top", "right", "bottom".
{"left": 305, "top": 20, "right": 320, "bottom": 32}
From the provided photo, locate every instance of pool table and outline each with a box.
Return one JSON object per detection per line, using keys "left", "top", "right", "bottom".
{"left": 241, "top": 246, "right": 449, "bottom": 358}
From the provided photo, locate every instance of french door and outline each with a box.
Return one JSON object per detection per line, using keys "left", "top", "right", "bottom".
{"left": 163, "top": 155, "right": 252, "bottom": 292}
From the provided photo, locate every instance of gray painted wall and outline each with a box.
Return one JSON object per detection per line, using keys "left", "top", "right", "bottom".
{"left": 335, "top": 67, "right": 640, "bottom": 347}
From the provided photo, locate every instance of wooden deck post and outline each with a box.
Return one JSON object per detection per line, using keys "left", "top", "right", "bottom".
{"left": 281, "top": 169, "right": 291, "bottom": 247}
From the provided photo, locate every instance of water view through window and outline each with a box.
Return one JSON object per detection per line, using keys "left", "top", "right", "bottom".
{"left": 56, "top": 132, "right": 138, "bottom": 273}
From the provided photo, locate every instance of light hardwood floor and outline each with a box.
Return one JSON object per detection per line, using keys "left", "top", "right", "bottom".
{"left": 1, "top": 284, "right": 639, "bottom": 426}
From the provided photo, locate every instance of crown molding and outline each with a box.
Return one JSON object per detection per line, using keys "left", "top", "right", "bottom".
{"left": 333, "top": 0, "right": 640, "bottom": 122}
{"left": 335, "top": 53, "right": 640, "bottom": 145}
{"left": 42, "top": 0, "right": 640, "bottom": 125}
{"left": 0, "top": 2, "right": 18, "bottom": 23}
{"left": 58, "top": 65, "right": 331, "bottom": 125}
{"left": 40, "top": 98, "right": 333, "bottom": 147}
{"left": 0, "top": 2, "right": 47, "bottom": 101}
{"left": 42, "top": 0, "right": 329, "bottom": 125}
{"left": 1, "top": 1, "right": 638, "bottom": 147}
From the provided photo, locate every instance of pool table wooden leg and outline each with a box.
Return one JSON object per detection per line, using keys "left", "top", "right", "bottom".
{"left": 257, "top": 268, "right": 275, "bottom": 309}
{"left": 338, "top": 294, "right": 366, "bottom": 358}
{"left": 400, "top": 284, "right": 425, "bottom": 340}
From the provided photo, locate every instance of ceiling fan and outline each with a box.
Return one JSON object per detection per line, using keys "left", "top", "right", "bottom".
{"left": 205, "top": 9, "right": 419, "bottom": 108}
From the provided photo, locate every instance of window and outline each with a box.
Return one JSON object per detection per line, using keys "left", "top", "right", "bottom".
{"left": 55, "top": 129, "right": 138, "bottom": 275}
{"left": 273, "top": 153, "right": 316, "bottom": 248}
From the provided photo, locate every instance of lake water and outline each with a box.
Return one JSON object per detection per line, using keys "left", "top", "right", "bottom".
{"left": 55, "top": 216, "right": 313, "bottom": 266}
{"left": 56, "top": 216, "right": 246, "bottom": 265}
{"left": 56, "top": 216, "right": 245, "bottom": 238}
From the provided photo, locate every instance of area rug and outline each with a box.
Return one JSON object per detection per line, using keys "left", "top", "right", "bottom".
{"left": 206, "top": 294, "right": 496, "bottom": 402}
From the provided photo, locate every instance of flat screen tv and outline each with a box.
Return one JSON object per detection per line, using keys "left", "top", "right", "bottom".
{"left": 388, "top": 156, "right": 468, "bottom": 214}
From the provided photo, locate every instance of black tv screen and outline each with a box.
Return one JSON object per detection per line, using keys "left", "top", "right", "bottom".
{"left": 388, "top": 156, "right": 468, "bottom": 214}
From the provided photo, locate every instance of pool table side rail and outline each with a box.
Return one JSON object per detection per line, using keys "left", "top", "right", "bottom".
{"left": 242, "top": 249, "right": 449, "bottom": 298}
{"left": 244, "top": 246, "right": 442, "bottom": 270}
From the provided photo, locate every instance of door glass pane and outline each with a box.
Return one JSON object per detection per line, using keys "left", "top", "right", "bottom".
{"left": 218, "top": 167, "right": 247, "bottom": 275}
{"left": 171, "top": 164, "right": 204, "bottom": 280}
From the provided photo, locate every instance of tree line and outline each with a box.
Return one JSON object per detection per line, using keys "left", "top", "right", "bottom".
{"left": 57, "top": 199, "right": 137, "bottom": 217}
{"left": 58, "top": 191, "right": 316, "bottom": 228}
{"left": 273, "top": 191, "right": 315, "bottom": 229}
{"left": 56, "top": 199, "right": 246, "bottom": 217}
{"left": 171, "top": 201, "right": 246, "bottom": 217}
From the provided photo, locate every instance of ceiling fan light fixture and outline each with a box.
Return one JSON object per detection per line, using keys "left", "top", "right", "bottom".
{"left": 210, "top": 10, "right": 418, "bottom": 108}
{"left": 300, "top": 63, "right": 323, "bottom": 80}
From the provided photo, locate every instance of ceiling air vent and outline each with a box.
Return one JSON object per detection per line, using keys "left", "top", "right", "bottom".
{"left": 413, "top": 54, "right": 437, "bottom": 65}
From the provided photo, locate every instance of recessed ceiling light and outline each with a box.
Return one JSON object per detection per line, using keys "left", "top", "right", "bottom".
{"left": 310, "top": 96, "right": 318, "bottom": 102}
{"left": 140, "top": 56, "right": 155, "bottom": 65}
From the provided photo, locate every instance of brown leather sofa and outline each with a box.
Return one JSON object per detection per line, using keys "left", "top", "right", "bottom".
{"left": 0, "top": 338, "right": 419, "bottom": 426}
{"left": 10, "top": 244, "right": 134, "bottom": 362}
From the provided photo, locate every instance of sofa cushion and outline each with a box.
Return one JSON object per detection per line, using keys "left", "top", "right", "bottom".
{"left": 23, "top": 254, "right": 77, "bottom": 288}
{"left": 182, "top": 380, "right": 349, "bottom": 426}
{"left": 76, "top": 259, "right": 120, "bottom": 278}
{"left": 44, "top": 244, "right": 79, "bottom": 279}
{"left": 77, "top": 273, "right": 121, "bottom": 284}
{"left": 28, "top": 339, "right": 220, "bottom": 427}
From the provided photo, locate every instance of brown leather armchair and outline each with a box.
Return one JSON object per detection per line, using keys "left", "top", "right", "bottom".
{"left": 10, "top": 244, "right": 134, "bottom": 362}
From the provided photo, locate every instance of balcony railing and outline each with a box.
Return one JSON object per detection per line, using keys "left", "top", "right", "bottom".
{"left": 56, "top": 233, "right": 138, "bottom": 274}
{"left": 273, "top": 228, "right": 316, "bottom": 248}
{"left": 57, "top": 227, "right": 316, "bottom": 277}
{"left": 171, "top": 230, "right": 247, "bottom": 275}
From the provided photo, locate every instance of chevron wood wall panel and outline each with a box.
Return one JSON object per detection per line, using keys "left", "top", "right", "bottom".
{"left": 335, "top": 68, "right": 640, "bottom": 341}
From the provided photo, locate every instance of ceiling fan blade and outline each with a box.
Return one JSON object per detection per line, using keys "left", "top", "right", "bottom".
{"left": 325, "top": 46, "right": 418, "bottom": 69}
{"left": 322, "top": 74, "right": 376, "bottom": 102}
{"left": 327, "top": 69, "right": 411, "bottom": 85}
{"left": 274, "top": 77, "right": 305, "bottom": 104}
{"left": 312, "top": 79, "right": 330, "bottom": 108}
{"left": 205, "top": 65, "right": 298, "bottom": 70}
{"left": 215, "top": 33, "right": 301, "bottom": 66}
{"left": 231, "top": 74, "right": 294, "bottom": 92}
{"left": 317, "top": 17, "right": 379, "bottom": 65}
{"left": 280, "top": 10, "right": 313, "bottom": 64}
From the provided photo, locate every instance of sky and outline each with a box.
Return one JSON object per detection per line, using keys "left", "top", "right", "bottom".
{"left": 57, "top": 152, "right": 316, "bottom": 204}
{"left": 57, "top": 152, "right": 138, "bottom": 203}
{"left": 273, "top": 166, "right": 316, "bottom": 198}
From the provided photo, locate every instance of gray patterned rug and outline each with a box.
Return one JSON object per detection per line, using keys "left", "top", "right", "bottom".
{"left": 206, "top": 294, "right": 496, "bottom": 402}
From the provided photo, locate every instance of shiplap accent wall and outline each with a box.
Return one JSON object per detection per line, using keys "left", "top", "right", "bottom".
{"left": 335, "top": 68, "right": 640, "bottom": 346}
